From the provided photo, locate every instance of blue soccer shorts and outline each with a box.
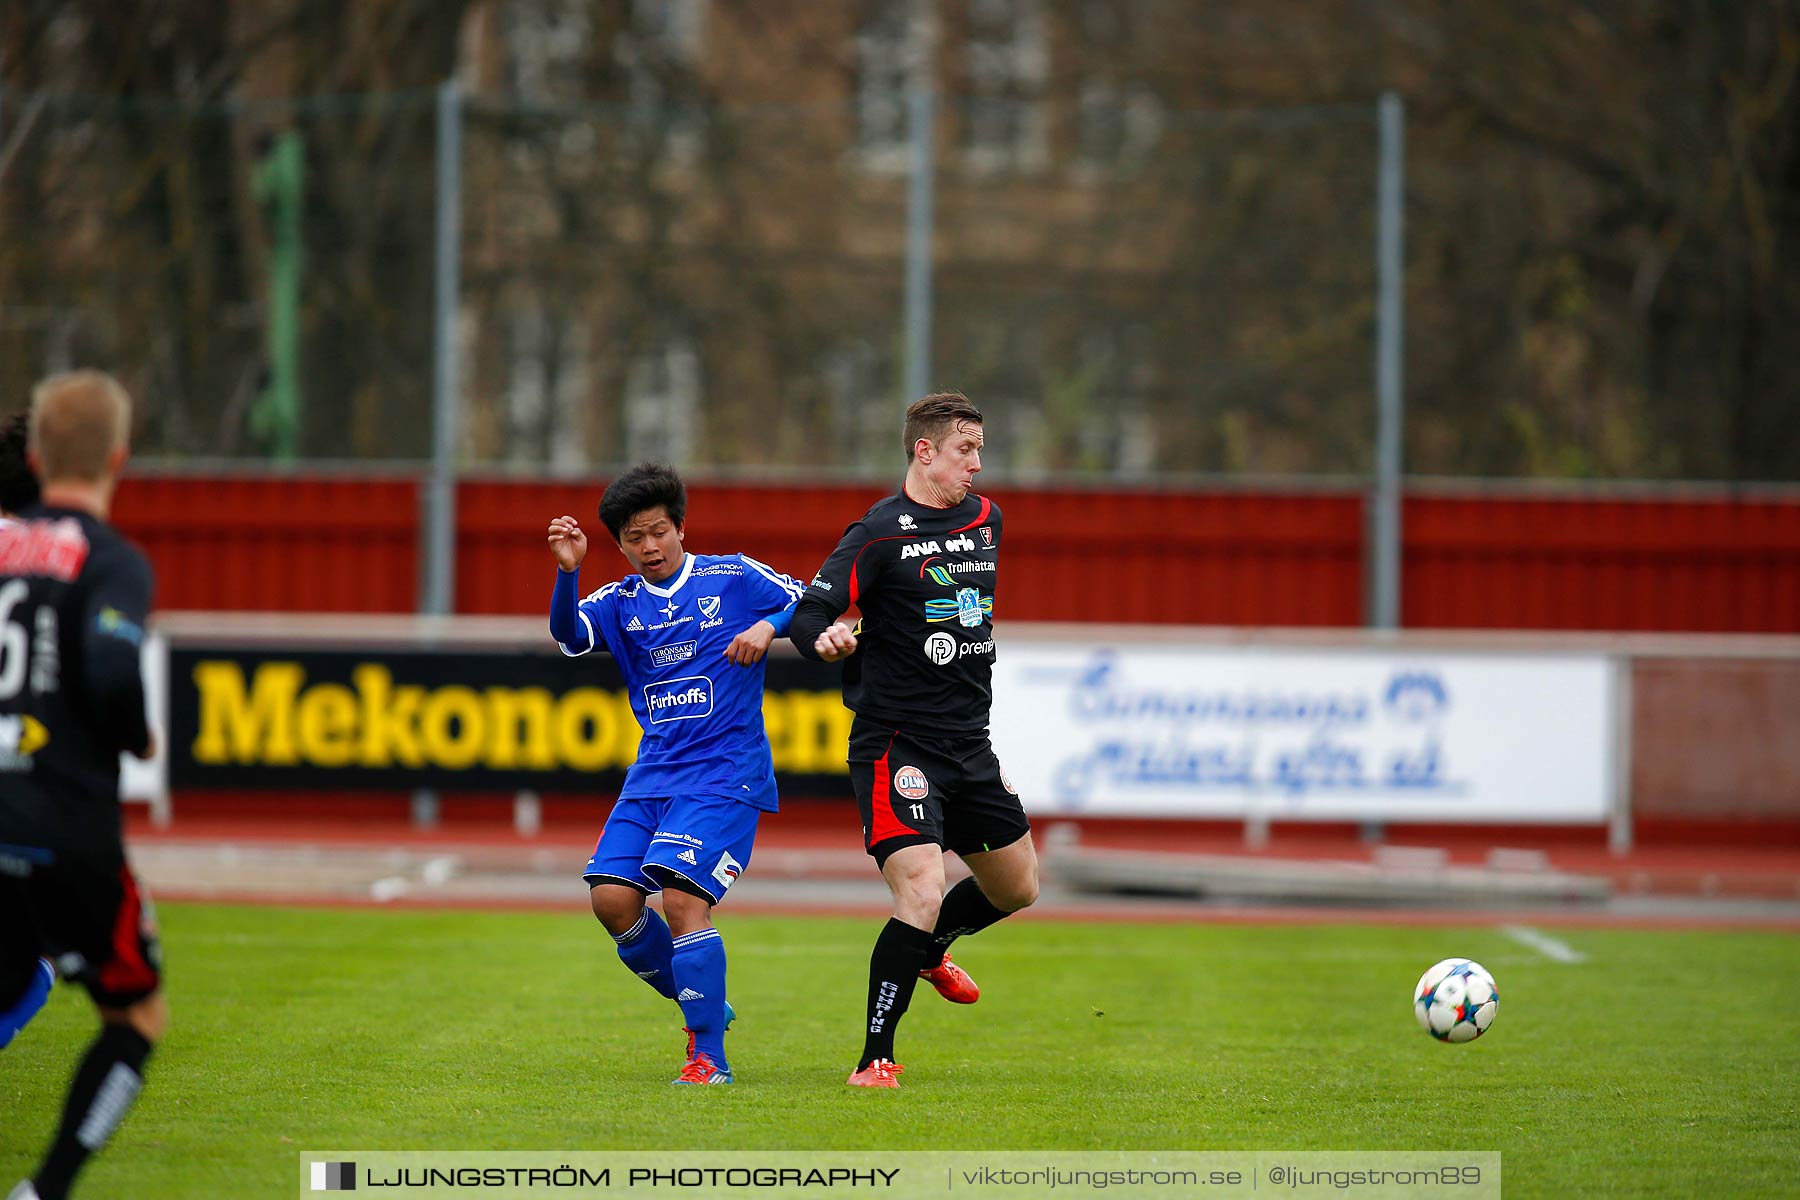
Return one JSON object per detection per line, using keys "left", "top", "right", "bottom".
{"left": 582, "top": 792, "right": 764, "bottom": 905}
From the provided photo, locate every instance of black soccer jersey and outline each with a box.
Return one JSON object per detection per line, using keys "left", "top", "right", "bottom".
{"left": 0, "top": 506, "right": 154, "bottom": 848}
{"left": 795, "top": 490, "right": 1002, "bottom": 734}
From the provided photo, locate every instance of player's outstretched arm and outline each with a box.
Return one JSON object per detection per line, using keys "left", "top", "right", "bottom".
{"left": 548, "top": 515, "right": 595, "bottom": 653}
{"left": 723, "top": 619, "right": 777, "bottom": 666}
{"left": 547, "top": 514, "right": 587, "bottom": 571}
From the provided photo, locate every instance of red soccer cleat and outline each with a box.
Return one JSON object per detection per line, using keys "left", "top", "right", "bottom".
{"left": 918, "top": 951, "right": 979, "bottom": 1004}
{"left": 846, "top": 1058, "right": 904, "bottom": 1088}
{"left": 672, "top": 1053, "right": 733, "bottom": 1085}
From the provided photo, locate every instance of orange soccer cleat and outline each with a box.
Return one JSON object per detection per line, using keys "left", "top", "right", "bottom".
{"left": 918, "top": 951, "right": 979, "bottom": 1004}
{"left": 846, "top": 1058, "right": 904, "bottom": 1088}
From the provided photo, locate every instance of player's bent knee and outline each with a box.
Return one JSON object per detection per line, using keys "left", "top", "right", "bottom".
{"left": 986, "top": 872, "right": 1038, "bottom": 911}
{"left": 997, "top": 874, "right": 1039, "bottom": 911}
{"left": 660, "top": 888, "right": 714, "bottom": 937}
{"left": 893, "top": 882, "right": 943, "bottom": 927}
{"left": 104, "top": 990, "right": 168, "bottom": 1042}
{"left": 590, "top": 885, "right": 647, "bottom": 936}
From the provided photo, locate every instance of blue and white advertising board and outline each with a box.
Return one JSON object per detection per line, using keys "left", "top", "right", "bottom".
{"left": 990, "top": 644, "right": 1614, "bottom": 823}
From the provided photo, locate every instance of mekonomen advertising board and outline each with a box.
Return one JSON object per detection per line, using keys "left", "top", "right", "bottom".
{"left": 167, "top": 646, "right": 850, "bottom": 796}
{"left": 988, "top": 644, "right": 1615, "bottom": 823}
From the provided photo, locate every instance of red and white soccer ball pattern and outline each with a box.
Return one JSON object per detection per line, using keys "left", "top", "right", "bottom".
{"left": 1413, "top": 958, "right": 1498, "bottom": 1043}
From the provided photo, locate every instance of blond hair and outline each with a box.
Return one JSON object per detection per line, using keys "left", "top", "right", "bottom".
{"left": 30, "top": 370, "right": 133, "bottom": 482}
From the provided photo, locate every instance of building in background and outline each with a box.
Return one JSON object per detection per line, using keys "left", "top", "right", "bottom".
{"left": 0, "top": 1, "right": 1795, "bottom": 482}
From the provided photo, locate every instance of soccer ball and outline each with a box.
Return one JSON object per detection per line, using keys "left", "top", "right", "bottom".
{"left": 1413, "top": 958, "right": 1498, "bottom": 1043}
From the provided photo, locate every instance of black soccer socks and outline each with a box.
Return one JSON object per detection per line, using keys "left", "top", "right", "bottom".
{"left": 923, "top": 876, "right": 1013, "bottom": 970}
{"left": 859, "top": 917, "right": 938, "bottom": 1069}
{"left": 33, "top": 1023, "right": 153, "bottom": 1200}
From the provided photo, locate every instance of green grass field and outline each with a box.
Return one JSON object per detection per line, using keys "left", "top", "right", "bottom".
{"left": 2, "top": 903, "right": 1796, "bottom": 1198}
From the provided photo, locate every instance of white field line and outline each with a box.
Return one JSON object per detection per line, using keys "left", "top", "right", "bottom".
{"left": 1499, "top": 924, "right": 1587, "bottom": 963}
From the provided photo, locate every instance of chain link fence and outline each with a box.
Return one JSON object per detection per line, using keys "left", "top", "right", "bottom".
{"left": 0, "top": 87, "right": 1381, "bottom": 478}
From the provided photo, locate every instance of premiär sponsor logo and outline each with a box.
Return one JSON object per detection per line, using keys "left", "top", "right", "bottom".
{"left": 924, "top": 632, "right": 957, "bottom": 666}
{"left": 643, "top": 676, "right": 714, "bottom": 723}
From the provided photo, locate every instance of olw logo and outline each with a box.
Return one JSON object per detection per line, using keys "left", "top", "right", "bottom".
{"left": 190, "top": 661, "right": 853, "bottom": 775}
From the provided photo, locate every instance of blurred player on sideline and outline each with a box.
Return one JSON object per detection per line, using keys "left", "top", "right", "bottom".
{"left": 1, "top": 372, "right": 161, "bottom": 1200}
{"left": 790, "top": 393, "right": 1037, "bottom": 1089}
{"left": 0, "top": 411, "right": 42, "bottom": 517}
{"left": 0, "top": 409, "right": 56, "bottom": 1054}
{"left": 547, "top": 463, "right": 805, "bottom": 1085}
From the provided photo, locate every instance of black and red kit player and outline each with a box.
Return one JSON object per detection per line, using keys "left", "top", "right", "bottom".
{"left": 0, "top": 371, "right": 162, "bottom": 1200}
{"left": 791, "top": 392, "right": 1038, "bottom": 1088}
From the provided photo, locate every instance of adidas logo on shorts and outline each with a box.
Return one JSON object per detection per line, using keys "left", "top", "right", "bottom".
{"left": 678, "top": 849, "right": 698, "bottom": 865}
{"left": 678, "top": 988, "right": 705, "bottom": 1001}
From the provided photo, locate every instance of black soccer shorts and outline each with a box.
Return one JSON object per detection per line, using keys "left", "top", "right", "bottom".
{"left": 846, "top": 716, "right": 1032, "bottom": 867}
{"left": 0, "top": 842, "right": 162, "bottom": 1009}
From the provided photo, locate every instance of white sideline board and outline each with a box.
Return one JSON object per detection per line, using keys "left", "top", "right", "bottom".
{"left": 989, "top": 643, "right": 1614, "bottom": 823}
{"left": 119, "top": 631, "right": 169, "bottom": 825}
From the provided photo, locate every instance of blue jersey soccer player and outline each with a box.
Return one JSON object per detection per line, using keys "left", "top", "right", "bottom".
{"left": 547, "top": 463, "right": 804, "bottom": 1085}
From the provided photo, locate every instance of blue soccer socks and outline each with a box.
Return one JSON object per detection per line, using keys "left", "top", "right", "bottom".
{"left": 671, "top": 927, "right": 729, "bottom": 1069}
{"left": 612, "top": 908, "right": 677, "bottom": 1001}
{"left": 0, "top": 959, "right": 55, "bottom": 1051}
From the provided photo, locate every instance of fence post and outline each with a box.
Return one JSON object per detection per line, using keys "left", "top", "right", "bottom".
{"left": 1370, "top": 91, "right": 1406, "bottom": 630}
{"left": 1609, "top": 657, "right": 1634, "bottom": 855}
{"left": 903, "top": 85, "right": 936, "bottom": 405}
{"left": 416, "top": 78, "right": 464, "bottom": 832}
{"left": 424, "top": 77, "right": 464, "bottom": 620}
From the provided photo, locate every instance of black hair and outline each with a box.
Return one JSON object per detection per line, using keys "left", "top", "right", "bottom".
{"left": 0, "top": 411, "right": 40, "bottom": 515}
{"left": 598, "top": 462, "right": 687, "bottom": 541}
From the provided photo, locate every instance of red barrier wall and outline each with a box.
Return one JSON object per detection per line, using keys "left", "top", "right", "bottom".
{"left": 457, "top": 479, "right": 1367, "bottom": 626}
{"left": 1405, "top": 493, "right": 1800, "bottom": 632}
{"left": 115, "top": 474, "right": 420, "bottom": 613}
{"left": 113, "top": 472, "right": 1800, "bottom": 632}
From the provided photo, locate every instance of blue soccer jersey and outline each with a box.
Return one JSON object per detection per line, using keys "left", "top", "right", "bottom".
{"left": 550, "top": 552, "right": 804, "bottom": 810}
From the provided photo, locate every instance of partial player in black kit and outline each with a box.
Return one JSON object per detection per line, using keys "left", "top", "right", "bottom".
{"left": 0, "top": 372, "right": 161, "bottom": 1200}
{"left": 791, "top": 392, "right": 1037, "bottom": 1088}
